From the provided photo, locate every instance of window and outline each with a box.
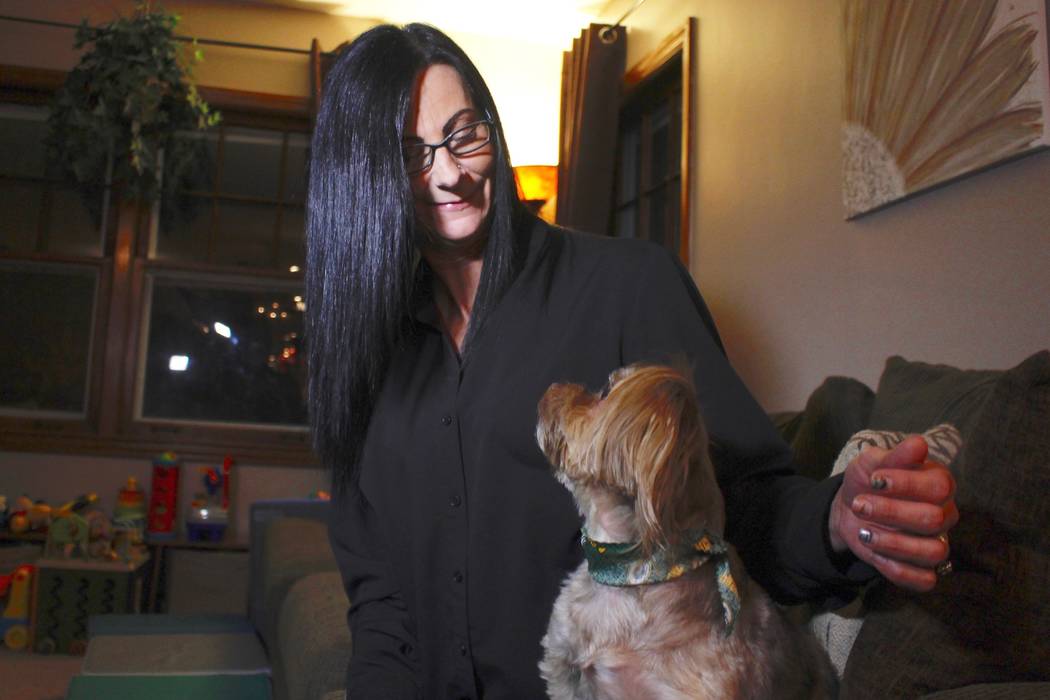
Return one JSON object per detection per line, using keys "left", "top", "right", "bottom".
{"left": 0, "top": 67, "right": 315, "bottom": 465}
{"left": 610, "top": 19, "right": 696, "bottom": 265}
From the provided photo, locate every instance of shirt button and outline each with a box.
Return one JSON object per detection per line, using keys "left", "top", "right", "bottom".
{"left": 449, "top": 495, "right": 462, "bottom": 508}
{"left": 453, "top": 570, "right": 464, "bottom": 583}
{"left": 441, "top": 414, "right": 453, "bottom": 426}
{"left": 459, "top": 643, "right": 468, "bottom": 656}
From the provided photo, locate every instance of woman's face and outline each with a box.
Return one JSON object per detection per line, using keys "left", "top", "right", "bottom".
{"left": 405, "top": 64, "right": 495, "bottom": 244}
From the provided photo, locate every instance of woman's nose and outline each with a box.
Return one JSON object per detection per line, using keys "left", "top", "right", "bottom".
{"left": 428, "top": 145, "right": 462, "bottom": 186}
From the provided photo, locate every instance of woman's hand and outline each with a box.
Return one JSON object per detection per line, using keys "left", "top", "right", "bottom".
{"left": 828, "top": 435, "right": 959, "bottom": 591}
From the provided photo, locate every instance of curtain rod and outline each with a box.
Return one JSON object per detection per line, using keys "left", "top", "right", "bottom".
{"left": 0, "top": 14, "right": 335, "bottom": 57}
{"left": 599, "top": 0, "right": 649, "bottom": 44}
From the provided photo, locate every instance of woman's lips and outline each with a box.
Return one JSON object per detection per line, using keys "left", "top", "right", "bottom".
{"left": 431, "top": 199, "right": 470, "bottom": 211}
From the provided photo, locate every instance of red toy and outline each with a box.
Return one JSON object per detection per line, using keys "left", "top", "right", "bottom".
{"left": 147, "top": 452, "right": 181, "bottom": 539}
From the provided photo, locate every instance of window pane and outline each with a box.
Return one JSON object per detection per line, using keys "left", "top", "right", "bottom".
{"left": 0, "top": 182, "right": 43, "bottom": 253}
{"left": 284, "top": 133, "right": 309, "bottom": 202}
{"left": 139, "top": 276, "right": 307, "bottom": 427}
{"left": 0, "top": 105, "right": 48, "bottom": 178}
{"left": 175, "top": 131, "right": 218, "bottom": 192}
{"left": 0, "top": 263, "right": 97, "bottom": 415}
{"left": 219, "top": 127, "right": 282, "bottom": 200}
{"left": 278, "top": 206, "right": 305, "bottom": 271}
{"left": 154, "top": 193, "right": 212, "bottom": 262}
{"left": 645, "top": 185, "right": 666, "bottom": 248}
{"left": 213, "top": 200, "right": 278, "bottom": 268}
{"left": 650, "top": 102, "right": 672, "bottom": 185}
{"left": 616, "top": 125, "right": 640, "bottom": 207}
{"left": 47, "top": 187, "right": 104, "bottom": 257}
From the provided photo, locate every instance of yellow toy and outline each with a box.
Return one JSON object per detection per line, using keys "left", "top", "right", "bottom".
{"left": 0, "top": 564, "right": 35, "bottom": 651}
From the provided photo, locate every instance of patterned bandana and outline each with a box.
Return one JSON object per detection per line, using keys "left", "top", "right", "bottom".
{"left": 581, "top": 527, "right": 742, "bottom": 636}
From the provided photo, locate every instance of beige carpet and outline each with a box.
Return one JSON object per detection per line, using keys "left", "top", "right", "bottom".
{"left": 0, "top": 646, "right": 83, "bottom": 700}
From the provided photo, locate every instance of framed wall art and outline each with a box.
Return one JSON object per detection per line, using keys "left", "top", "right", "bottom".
{"left": 842, "top": 0, "right": 1050, "bottom": 218}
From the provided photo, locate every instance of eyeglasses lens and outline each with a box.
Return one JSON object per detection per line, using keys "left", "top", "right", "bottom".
{"left": 403, "top": 120, "right": 491, "bottom": 174}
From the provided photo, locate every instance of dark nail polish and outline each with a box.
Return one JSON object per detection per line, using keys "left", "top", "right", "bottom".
{"left": 871, "top": 476, "right": 888, "bottom": 490}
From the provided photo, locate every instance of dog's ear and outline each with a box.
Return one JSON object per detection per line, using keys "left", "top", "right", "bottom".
{"left": 635, "top": 376, "right": 704, "bottom": 552}
{"left": 536, "top": 382, "right": 592, "bottom": 472}
{"left": 597, "top": 366, "right": 705, "bottom": 552}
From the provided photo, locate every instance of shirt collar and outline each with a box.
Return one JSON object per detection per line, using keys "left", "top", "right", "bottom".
{"left": 411, "top": 213, "right": 550, "bottom": 331}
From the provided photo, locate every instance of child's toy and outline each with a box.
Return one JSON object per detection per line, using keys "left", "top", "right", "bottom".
{"left": 33, "top": 555, "right": 148, "bottom": 654}
{"left": 55, "top": 493, "right": 99, "bottom": 517}
{"left": 147, "top": 452, "right": 181, "bottom": 539}
{"left": 27, "top": 497, "right": 53, "bottom": 531}
{"left": 0, "top": 564, "right": 35, "bottom": 651}
{"left": 8, "top": 494, "right": 52, "bottom": 534}
{"left": 46, "top": 512, "right": 90, "bottom": 558}
{"left": 43, "top": 493, "right": 97, "bottom": 558}
{"left": 185, "top": 456, "right": 233, "bottom": 542}
{"left": 114, "top": 477, "right": 147, "bottom": 528}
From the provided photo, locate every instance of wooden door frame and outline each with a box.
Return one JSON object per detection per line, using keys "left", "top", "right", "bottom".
{"left": 622, "top": 17, "right": 697, "bottom": 266}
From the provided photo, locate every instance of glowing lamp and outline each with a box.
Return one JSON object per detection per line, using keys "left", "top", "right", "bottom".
{"left": 514, "top": 165, "right": 558, "bottom": 223}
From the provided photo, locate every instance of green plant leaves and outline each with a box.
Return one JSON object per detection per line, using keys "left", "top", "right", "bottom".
{"left": 46, "top": 3, "right": 220, "bottom": 206}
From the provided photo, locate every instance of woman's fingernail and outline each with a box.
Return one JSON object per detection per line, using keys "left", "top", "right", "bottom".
{"left": 852, "top": 497, "right": 872, "bottom": 516}
{"left": 858, "top": 528, "right": 873, "bottom": 544}
{"left": 871, "top": 476, "right": 888, "bottom": 490}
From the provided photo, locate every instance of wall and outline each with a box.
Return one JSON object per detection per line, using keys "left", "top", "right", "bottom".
{"left": 0, "top": 0, "right": 564, "bottom": 164}
{"left": 615, "top": 0, "right": 1050, "bottom": 411}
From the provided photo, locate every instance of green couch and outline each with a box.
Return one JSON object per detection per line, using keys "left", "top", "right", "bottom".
{"left": 774, "top": 351, "right": 1050, "bottom": 699}
{"left": 72, "top": 499, "right": 350, "bottom": 700}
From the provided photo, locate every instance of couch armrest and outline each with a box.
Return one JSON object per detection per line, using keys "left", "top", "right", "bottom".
{"left": 248, "top": 499, "right": 332, "bottom": 639}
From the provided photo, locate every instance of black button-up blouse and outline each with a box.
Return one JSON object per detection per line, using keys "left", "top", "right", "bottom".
{"left": 328, "top": 217, "right": 869, "bottom": 699}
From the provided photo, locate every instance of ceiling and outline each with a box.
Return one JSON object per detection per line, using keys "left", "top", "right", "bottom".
{"left": 249, "top": 0, "right": 618, "bottom": 47}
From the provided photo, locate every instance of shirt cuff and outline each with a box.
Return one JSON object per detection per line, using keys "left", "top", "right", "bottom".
{"left": 802, "top": 473, "right": 877, "bottom": 606}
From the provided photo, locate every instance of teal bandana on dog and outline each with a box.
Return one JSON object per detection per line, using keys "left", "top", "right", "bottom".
{"left": 581, "top": 527, "right": 742, "bottom": 636}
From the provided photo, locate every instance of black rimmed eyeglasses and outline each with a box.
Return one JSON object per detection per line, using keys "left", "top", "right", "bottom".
{"left": 402, "top": 118, "right": 494, "bottom": 175}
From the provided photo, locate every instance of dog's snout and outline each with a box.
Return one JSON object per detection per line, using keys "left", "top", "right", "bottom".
{"left": 537, "top": 383, "right": 592, "bottom": 469}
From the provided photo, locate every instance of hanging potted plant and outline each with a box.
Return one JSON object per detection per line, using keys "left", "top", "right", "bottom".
{"left": 46, "top": 3, "right": 220, "bottom": 212}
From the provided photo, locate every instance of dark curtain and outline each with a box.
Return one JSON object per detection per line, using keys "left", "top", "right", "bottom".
{"left": 555, "top": 24, "right": 626, "bottom": 236}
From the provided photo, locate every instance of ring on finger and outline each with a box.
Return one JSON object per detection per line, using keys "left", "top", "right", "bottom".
{"left": 936, "top": 559, "right": 953, "bottom": 577}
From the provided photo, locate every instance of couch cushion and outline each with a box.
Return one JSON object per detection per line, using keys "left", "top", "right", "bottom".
{"left": 276, "top": 570, "right": 351, "bottom": 700}
{"left": 867, "top": 356, "right": 999, "bottom": 434}
{"left": 780, "top": 376, "right": 876, "bottom": 481}
{"left": 81, "top": 632, "right": 269, "bottom": 676}
{"left": 840, "top": 350, "right": 1050, "bottom": 698}
{"left": 67, "top": 673, "right": 271, "bottom": 700}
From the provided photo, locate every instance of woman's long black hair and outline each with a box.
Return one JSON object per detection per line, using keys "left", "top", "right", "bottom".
{"left": 306, "top": 23, "right": 528, "bottom": 492}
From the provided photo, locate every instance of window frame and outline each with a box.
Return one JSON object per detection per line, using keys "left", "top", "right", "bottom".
{"left": 0, "top": 66, "right": 318, "bottom": 466}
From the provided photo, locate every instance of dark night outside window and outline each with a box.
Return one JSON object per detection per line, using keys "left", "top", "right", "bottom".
{"left": 138, "top": 275, "right": 306, "bottom": 426}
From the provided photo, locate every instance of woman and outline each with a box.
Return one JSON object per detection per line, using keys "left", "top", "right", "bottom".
{"left": 307, "top": 24, "right": 958, "bottom": 699}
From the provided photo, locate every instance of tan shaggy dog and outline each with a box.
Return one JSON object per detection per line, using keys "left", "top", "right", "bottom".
{"left": 536, "top": 364, "right": 836, "bottom": 700}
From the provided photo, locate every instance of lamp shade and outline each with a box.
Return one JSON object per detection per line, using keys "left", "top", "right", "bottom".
{"left": 513, "top": 165, "right": 557, "bottom": 222}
